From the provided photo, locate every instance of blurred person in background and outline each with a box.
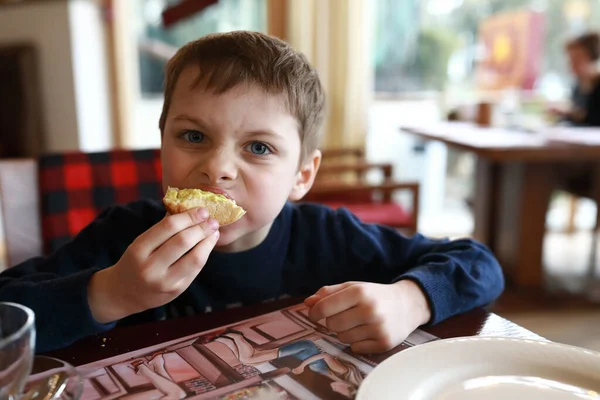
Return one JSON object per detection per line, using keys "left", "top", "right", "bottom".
{"left": 549, "top": 31, "right": 600, "bottom": 126}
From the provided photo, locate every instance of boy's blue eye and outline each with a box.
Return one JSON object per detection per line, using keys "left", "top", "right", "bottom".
{"left": 183, "top": 130, "right": 204, "bottom": 143}
{"left": 247, "top": 142, "right": 271, "bottom": 155}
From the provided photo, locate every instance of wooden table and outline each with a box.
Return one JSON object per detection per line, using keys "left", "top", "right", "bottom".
{"left": 401, "top": 122, "right": 600, "bottom": 288}
{"left": 42, "top": 298, "right": 542, "bottom": 368}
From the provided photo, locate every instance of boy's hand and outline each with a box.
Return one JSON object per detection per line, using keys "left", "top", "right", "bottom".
{"left": 304, "top": 280, "right": 431, "bottom": 354}
{"left": 88, "top": 207, "right": 220, "bottom": 323}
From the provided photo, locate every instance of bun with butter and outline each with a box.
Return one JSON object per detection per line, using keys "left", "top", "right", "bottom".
{"left": 163, "top": 186, "right": 246, "bottom": 226}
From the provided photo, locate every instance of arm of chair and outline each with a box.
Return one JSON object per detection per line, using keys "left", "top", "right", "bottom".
{"left": 310, "top": 180, "right": 419, "bottom": 209}
{"left": 320, "top": 147, "right": 365, "bottom": 160}
{"left": 311, "top": 180, "right": 418, "bottom": 194}
{"left": 317, "top": 161, "right": 393, "bottom": 179}
{"left": 308, "top": 180, "right": 420, "bottom": 231}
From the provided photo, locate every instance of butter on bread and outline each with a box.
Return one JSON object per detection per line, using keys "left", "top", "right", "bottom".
{"left": 163, "top": 186, "right": 246, "bottom": 226}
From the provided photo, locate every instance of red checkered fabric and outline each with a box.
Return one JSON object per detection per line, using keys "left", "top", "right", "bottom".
{"left": 39, "top": 149, "right": 163, "bottom": 254}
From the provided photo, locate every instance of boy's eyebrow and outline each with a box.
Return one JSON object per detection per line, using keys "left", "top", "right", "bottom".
{"left": 244, "top": 129, "right": 285, "bottom": 140}
{"left": 172, "top": 114, "right": 208, "bottom": 128}
{"left": 172, "top": 114, "right": 285, "bottom": 140}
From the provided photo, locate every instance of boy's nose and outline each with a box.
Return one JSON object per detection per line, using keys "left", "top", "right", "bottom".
{"left": 202, "top": 149, "right": 238, "bottom": 183}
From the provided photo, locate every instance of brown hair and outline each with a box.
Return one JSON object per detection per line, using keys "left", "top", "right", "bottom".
{"left": 566, "top": 31, "right": 600, "bottom": 61}
{"left": 159, "top": 31, "right": 326, "bottom": 162}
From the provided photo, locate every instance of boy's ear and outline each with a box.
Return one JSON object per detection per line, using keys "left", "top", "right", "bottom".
{"left": 289, "top": 149, "right": 322, "bottom": 201}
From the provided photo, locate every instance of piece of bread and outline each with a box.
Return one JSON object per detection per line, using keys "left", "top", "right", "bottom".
{"left": 163, "top": 186, "right": 246, "bottom": 226}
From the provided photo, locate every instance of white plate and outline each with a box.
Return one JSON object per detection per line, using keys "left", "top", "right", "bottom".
{"left": 356, "top": 337, "right": 600, "bottom": 400}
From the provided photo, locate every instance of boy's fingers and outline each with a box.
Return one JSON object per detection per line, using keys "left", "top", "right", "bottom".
{"left": 303, "top": 296, "right": 319, "bottom": 307}
{"left": 336, "top": 323, "right": 372, "bottom": 345}
{"left": 136, "top": 208, "right": 210, "bottom": 257}
{"left": 317, "top": 282, "right": 359, "bottom": 296}
{"left": 149, "top": 219, "right": 219, "bottom": 269}
{"left": 304, "top": 282, "right": 358, "bottom": 305}
{"left": 308, "top": 286, "right": 359, "bottom": 322}
{"left": 167, "top": 230, "right": 220, "bottom": 288}
{"left": 350, "top": 339, "right": 390, "bottom": 355}
{"left": 323, "top": 305, "right": 371, "bottom": 333}
{"left": 344, "top": 324, "right": 400, "bottom": 354}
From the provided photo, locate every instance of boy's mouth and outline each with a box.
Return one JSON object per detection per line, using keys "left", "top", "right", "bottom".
{"left": 196, "top": 185, "right": 233, "bottom": 201}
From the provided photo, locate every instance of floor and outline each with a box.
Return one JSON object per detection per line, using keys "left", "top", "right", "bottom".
{"left": 497, "top": 227, "right": 600, "bottom": 352}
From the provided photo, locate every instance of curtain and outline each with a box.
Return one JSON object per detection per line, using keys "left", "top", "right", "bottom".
{"left": 286, "top": 0, "right": 372, "bottom": 151}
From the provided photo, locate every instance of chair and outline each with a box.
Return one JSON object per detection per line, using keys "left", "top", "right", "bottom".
{"left": 306, "top": 180, "right": 419, "bottom": 233}
{"left": 315, "top": 161, "right": 394, "bottom": 202}
{"left": 308, "top": 147, "right": 420, "bottom": 233}
{"left": 317, "top": 161, "right": 393, "bottom": 182}
{"left": 305, "top": 154, "right": 420, "bottom": 234}
{"left": 320, "top": 147, "right": 365, "bottom": 162}
{"left": 39, "top": 149, "right": 163, "bottom": 254}
{"left": 0, "top": 149, "right": 163, "bottom": 267}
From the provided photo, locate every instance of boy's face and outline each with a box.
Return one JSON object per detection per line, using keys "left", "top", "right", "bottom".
{"left": 161, "top": 66, "right": 320, "bottom": 252}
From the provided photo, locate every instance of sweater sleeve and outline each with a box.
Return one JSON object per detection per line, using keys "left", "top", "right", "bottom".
{"left": 0, "top": 203, "right": 152, "bottom": 353}
{"left": 324, "top": 207, "right": 505, "bottom": 325}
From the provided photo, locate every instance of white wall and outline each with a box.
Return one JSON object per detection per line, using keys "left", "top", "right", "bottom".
{"left": 68, "top": 0, "right": 113, "bottom": 152}
{"left": 367, "top": 99, "right": 447, "bottom": 217}
{"left": 0, "top": 1, "right": 80, "bottom": 152}
{"left": 133, "top": 98, "right": 162, "bottom": 149}
{"left": 0, "top": 0, "right": 113, "bottom": 154}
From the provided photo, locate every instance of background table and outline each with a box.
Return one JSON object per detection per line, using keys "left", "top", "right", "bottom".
{"left": 401, "top": 122, "right": 600, "bottom": 289}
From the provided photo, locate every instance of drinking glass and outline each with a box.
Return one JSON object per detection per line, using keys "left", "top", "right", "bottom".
{"left": 0, "top": 302, "right": 82, "bottom": 400}
{"left": 0, "top": 302, "right": 35, "bottom": 400}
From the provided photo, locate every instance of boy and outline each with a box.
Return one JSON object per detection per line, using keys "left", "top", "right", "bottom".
{"left": 0, "top": 31, "right": 504, "bottom": 354}
{"left": 548, "top": 31, "right": 600, "bottom": 126}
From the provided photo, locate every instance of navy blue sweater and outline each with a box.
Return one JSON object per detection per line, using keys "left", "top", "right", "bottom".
{"left": 0, "top": 200, "right": 504, "bottom": 352}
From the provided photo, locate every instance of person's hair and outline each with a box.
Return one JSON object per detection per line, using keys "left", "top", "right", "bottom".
{"left": 566, "top": 31, "right": 600, "bottom": 62}
{"left": 159, "top": 31, "right": 326, "bottom": 162}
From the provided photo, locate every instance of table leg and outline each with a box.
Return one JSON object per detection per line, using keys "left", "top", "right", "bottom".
{"left": 473, "top": 158, "right": 500, "bottom": 248}
{"left": 586, "top": 164, "right": 600, "bottom": 281}
{"left": 494, "top": 162, "right": 554, "bottom": 288}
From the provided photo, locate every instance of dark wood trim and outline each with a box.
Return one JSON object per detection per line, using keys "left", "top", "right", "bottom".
{"left": 0, "top": 0, "right": 66, "bottom": 7}
{"left": 495, "top": 163, "right": 553, "bottom": 287}
{"left": 0, "top": 44, "right": 44, "bottom": 158}
{"left": 321, "top": 147, "right": 365, "bottom": 160}
{"left": 161, "top": 0, "right": 218, "bottom": 27}
{"left": 473, "top": 158, "right": 499, "bottom": 246}
{"left": 318, "top": 161, "right": 393, "bottom": 177}
{"left": 267, "top": 0, "right": 288, "bottom": 41}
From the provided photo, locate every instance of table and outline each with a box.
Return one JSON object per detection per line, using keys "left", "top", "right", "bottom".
{"left": 42, "top": 298, "right": 542, "bottom": 368}
{"left": 401, "top": 122, "right": 600, "bottom": 288}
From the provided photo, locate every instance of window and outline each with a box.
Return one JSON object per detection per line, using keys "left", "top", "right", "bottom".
{"left": 372, "top": 0, "right": 600, "bottom": 97}
{"left": 135, "top": 0, "right": 267, "bottom": 97}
